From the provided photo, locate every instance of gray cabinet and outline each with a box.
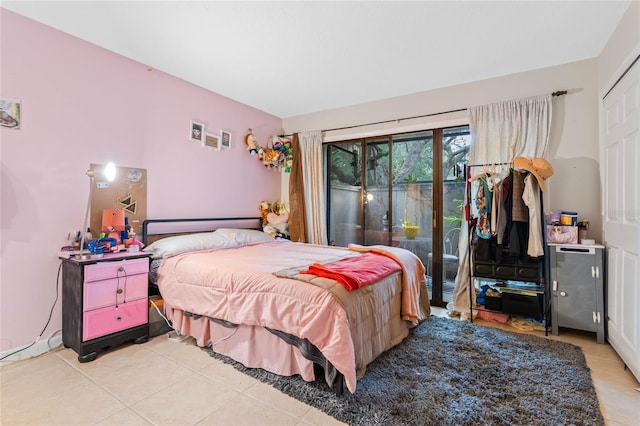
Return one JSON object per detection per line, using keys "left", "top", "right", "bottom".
{"left": 550, "top": 244, "right": 605, "bottom": 343}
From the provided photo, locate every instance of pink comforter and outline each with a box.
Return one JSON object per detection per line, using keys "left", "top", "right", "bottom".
{"left": 157, "top": 240, "right": 427, "bottom": 393}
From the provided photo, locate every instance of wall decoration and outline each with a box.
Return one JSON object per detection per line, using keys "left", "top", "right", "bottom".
{"left": 189, "top": 120, "right": 204, "bottom": 142}
{"left": 0, "top": 97, "right": 21, "bottom": 129}
{"left": 220, "top": 130, "right": 232, "bottom": 149}
{"left": 204, "top": 132, "right": 221, "bottom": 150}
{"left": 118, "top": 192, "right": 138, "bottom": 214}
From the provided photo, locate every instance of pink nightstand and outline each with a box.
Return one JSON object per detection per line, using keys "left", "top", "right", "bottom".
{"left": 59, "top": 252, "right": 152, "bottom": 362}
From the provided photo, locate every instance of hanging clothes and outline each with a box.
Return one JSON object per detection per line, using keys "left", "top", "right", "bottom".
{"left": 474, "top": 176, "right": 492, "bottom": 239}
{"left": 496, "top": 173, "right": 511, "bottom": 245}
{"left": 511, "top": 170, "right": 529, "bottom": 222}
{"left": 509, "top": 170, "right": 530, "bottom": 257}
{"left": 470, "top": 166, "right": 545, "bottom": 260}
{"left": 491, "top": 184, "right": 498, "bottom": 236}
{"left": 523, "top": 173, "right": 544, "bottom": 257}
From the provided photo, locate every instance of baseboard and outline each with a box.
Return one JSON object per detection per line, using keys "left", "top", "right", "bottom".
{"left": 0, "top": 336, "right": 63, "bottom": 363}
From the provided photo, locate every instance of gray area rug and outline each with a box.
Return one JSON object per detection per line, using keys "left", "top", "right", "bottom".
{"left": 202, "top": 316, "right": 604, "bottom": 425}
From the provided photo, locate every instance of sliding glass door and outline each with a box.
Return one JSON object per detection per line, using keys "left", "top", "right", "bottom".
{"left": 325, "top": 126, "right": 469, "bottom": 307}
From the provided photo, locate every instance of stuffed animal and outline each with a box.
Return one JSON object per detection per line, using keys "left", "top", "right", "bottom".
{"left": 261, "top": 201, "right": 290, "bottom": 239}
{"left": 270, "top": 201, "right": 286, "bottom": 215}
{"left": 245, "top": 129, "right": 260, "bottom": 155}
{"left": 258, "top": 147, "right": 285, "bottom": 170}
{"left": 259, "top": 201, "right": 271, "bottom": 225}
{"left": 270, "top": 135, "right": 288, "bottom": 153}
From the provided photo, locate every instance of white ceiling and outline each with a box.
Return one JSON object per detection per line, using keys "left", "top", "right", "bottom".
{"left": 2, "top": 1, "right": 632, "bottom": 118}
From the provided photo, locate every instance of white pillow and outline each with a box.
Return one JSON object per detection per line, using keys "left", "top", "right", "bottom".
{"left": 215, "top": 228, "right": 274, "bottom": 244}
{"left": 143, "top": 232, "right": 239, "bottom": 259}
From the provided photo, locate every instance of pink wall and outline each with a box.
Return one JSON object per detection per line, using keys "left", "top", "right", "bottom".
{"left": 0, "top": 10, "right": 282, "bottom": 353}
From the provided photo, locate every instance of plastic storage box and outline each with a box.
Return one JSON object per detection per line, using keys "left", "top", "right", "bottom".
{"left": 501, "top": 290, "right": 543, "bottom": 320}
{"left": 484, "top": 294, "right": 502, "bottom": 311}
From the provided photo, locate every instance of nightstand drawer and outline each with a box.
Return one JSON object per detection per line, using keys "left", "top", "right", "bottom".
{"left": 83, "top": 298, "right": 147, "bottom": 341}
{"left": 84, "top": 273, "right": 148, "bottom": 311}
{"left": 84, "top": 258, "right": 149, "bottom": 283}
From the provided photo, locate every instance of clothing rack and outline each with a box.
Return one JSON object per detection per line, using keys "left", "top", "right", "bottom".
{"left": 279, "top": 90, "right": 568, "bottom": 138}
{"left": 465, "top": 163, "right": 549, "bottom": 333}
{"left": 467, "top": 161, "right": 512, "bottom": 168}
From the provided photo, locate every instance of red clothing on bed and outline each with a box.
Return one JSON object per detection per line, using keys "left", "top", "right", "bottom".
{"left": 299, "top": 252, "right": 401, "bottom": 291}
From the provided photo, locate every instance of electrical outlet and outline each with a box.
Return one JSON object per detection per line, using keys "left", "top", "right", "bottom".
{"left": 96, "top": 182, "right": 109, "bottom": 189}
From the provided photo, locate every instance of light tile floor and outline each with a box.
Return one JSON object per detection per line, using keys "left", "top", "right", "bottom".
{"left": 1, "top": 307, "right": 638, "bottom": 425}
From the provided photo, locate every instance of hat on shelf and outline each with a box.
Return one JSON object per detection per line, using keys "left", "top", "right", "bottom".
{"left": 513, "top": 157, "right": 554, "bottom": 192}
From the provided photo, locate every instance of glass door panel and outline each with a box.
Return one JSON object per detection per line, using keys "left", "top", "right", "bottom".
{"left": 391, "top": 131, "right": 434, "bottom": 276}
{"left": 363, "top": 137, "right": 391, "bottom": 246}
{"left": 327, "top": 142, "right": 362, "bottom": 247}
{"left": 440, "top": 127, "right": 471, "bottom": 304}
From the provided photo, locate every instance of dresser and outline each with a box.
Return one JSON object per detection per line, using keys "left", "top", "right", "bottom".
{"left": 60, "top": 252, "right": 151, "bottom": 362}
{"left": 549, "top": 243, "right": 606, "bottom": 343}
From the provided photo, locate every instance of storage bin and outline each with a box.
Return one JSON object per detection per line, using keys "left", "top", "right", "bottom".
{"left": 484, "top": 295, "right": 502, "bottom": 312}
{"left": 501, "top": 290, "right": 543, "bottom": 320}
{"left": 547, "top": 225, "right": 578, "bottom": 244}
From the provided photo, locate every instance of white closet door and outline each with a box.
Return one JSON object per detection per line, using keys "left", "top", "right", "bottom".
{"left": 602, "top": 58, "right": 639, "bottom": 382}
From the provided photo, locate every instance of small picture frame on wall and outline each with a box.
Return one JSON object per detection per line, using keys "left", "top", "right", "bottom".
{"left": 204, "top": 132, "right": 220, "bottom": 150}
{"left": 220, "top": 130, "right": 232, "bottom": 149}
{"left": 0, "top": 97, "right": 21, "bottom": 129}
{"left": 189, "top": 120, "right": 204, "bottom": 142}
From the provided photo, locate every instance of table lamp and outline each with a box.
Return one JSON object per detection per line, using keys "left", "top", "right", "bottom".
{"left": 79, "top": 163, "right": 116, "bottom": 259}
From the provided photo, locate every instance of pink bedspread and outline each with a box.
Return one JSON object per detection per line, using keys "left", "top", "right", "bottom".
{"left": 348, "top": 244, "right": 431, "bottom": 324}
{"left": 158, "top": 240, "right": 428, "bottom": 393}
{"left": 299, "top": 252, "right": 401, "bottom": 290}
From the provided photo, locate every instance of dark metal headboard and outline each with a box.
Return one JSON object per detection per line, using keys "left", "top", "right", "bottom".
{"left": 142, "top": 217, "right": 262, "bottom": 245}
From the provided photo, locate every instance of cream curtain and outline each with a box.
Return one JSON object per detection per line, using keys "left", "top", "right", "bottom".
{"left": 297, "top": 130, "right": 328, "bottom": 245}
{"left": 450, "top": 94, "right": 552, "bottom": 316}
{"left": 469, "top": 94, "right": 552, "bottom": 163}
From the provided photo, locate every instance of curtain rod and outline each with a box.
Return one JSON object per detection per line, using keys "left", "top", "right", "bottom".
{"left": 278, "top": 90, "right": 567, "bottom": 138}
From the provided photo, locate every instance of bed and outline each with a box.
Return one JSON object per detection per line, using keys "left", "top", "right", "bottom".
{"left": 142, "top": 217, "right": 431, "bottom": 394}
